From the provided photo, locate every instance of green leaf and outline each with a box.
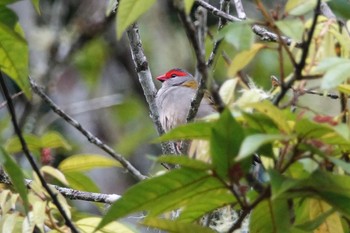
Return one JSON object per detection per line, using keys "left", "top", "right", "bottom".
{"left": 63, "top": 171, "right": 100, "bottom": 193}
{"left": 250, "top": 199, "right": 291, "bottom": 233}
{"left": 247, "top": 101, "right": 292, "bottom": 134}
{"left": 294, "top": 200, "right": 336, "bottom": 232}
{"left": 327, "top": 156, "right": 350, "bottom": 174}
{"left": 142, "top": 218, "right": 215, "bottom": 233}
{"left": 221, "top": 22, "right": 255, "bottom": 50}
{"left": 0, "top": 0, "right": 21, "bottom": 5}
{"left": 275, "top": 19, "right": 304, "bottom": 40}
{"left": 41, "top": 131, "right": 71, "bottom": 150}
{"left": 285, "top": 0, "right": 317, "bottom": 16}
{"left": 153, "top": 121, "right": 214, "bottom": 143}
{"left": 178, "top": 188, "right": 236, "bottom": 222}
{"left": 97, "top": 168, "right": 214, "bottom": 229}
{"left": 58, "top": 154, "right": 121, "bottom": 173}
{"left": 5, "top": 134, "right": 41, "bottom": 153}
{"left": 0, "top": 20, "right": 30, "bottom": 98}
{"left": 77, "top": 217, "right": 134, "bottom": 233}
{"left": 237, "top": 134, "right": 289, "bottom": 161}
{"left": 116, "top": 0, "right": 157, "bottom": 39}
{"left": 31, "top": 0, "right": 41, "bottom": 15}
{"left": 0, "top": 147, "right": 29, "bottom": 212}
{"left": 73, "top": 38, "right": 107, "bottom": 90}
{"left": 157, "top": 155, "right": 211, "bottom": 170}
{"left": 321, "top": 61, "right": 350, "bottom": 89}
{"left": 0, "top": 6, "right": 18, "bottom": 28}
{"left": 210, "top": 109, "right": 244, "bottom": 179}
{"left": 269, "top": 170, "right": 301, "bottom": 200}
{"left": 184, "top": 0, "right": 195, "bottom": 14}
{"left": 227, "top": 43, "right": 265, "bottom": 76}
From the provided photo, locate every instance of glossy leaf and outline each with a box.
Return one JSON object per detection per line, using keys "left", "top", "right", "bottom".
{"left": 58, "top": 154, "right": 121, "bottom": 173}
{"left": 97, "top": 168, "right": 216, "bottom": 229}
{"left": 142, "top": 218, "right": 214, "bottom": 233}
{"left": 116, "top": 0, "right": 157, "bottom": 39}
{"left": 40, "top": 166, "right": 68, "bottom": 185}
{"left": 0, "top": 147, "right": 29, "bottom": 212}
{"left": 237, "top": 134, "right": 289, "bottom": 161}
{"left": 210, "top": 109, "right": 244, "bottom": 179}
{"left": 157, "top": 155, "right": 211, "bottom": 170}
{"left": 153, "top": 121, "right": 214, "bottom": 143}
{"left": 228, "top": 43, "right": 265, "bottom": 76}
{"left": 0, "top": 18, "right": 30, "bottom": 98}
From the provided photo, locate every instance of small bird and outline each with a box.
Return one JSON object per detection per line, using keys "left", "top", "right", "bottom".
{"left": 155, "top": 68, "right": 216, "bottom": 132}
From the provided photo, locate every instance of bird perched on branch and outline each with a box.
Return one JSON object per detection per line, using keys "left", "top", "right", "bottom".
{"left": 155, "top": 68, "right": 216, "bottom": 132}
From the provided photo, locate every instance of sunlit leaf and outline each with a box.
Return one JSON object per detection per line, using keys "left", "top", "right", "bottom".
{"left": 77, "top": 217, "right": 134, "bottom": 233}
{"left": 250, "top": 199, "right": 291, "bottom": 233}
{"left": 219, "top": 78, "right": 239, "bottom": 105}
{"left": 0, "top": 147, "right": 29, "bottom": 212}
{"left": 116, "top": 0, "right": 157, "bottom": 39}
{"left": 321, "top": 62, "right": 350, "bottom": 89}
{"left": 210, "top": 109, "right": 244, "bottom": 179}
{"left": 338, "top": 84, "right": 350, "bottom": 95}
{"left": 41, "top": 166, "right": 68, "bottom": 185}
{"left": 285, "top": 0, "right": 317, "bottom": 16}
{"left": 228, "top": 43, "right": 265, "bottom": 76}
{"left": 142, "top": 218, "right": 215, "bottom": 233}
{"left": 0, "top": 19, "right": 30, "bottom": 98}
{"left": 59, "top": 154, "right": 121, "bottom": 173}
{"left": 1, "top": 212, "right": 19, "bottom": 233}
{"left": 41, "top": 131, "right": 71, "bottom": 150}
{"left": 157, "top": 155, "right": 211, "bottom": 170}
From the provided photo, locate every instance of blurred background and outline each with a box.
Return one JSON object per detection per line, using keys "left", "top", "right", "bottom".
{"left": 1, "top": 0, "right": 349, "bottom": 225}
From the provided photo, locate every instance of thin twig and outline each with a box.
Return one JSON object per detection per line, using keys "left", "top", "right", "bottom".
{"left": 29, "top": 77, "right": 147, "bottom": 181}
{"left": 0, "top": 73, "right": 79, "bottom": 233}
{"left": 195, "top": 0, "right": 301, "bottom": 47}
{"left": 126, "top": 23, "right": 177, "bottom": 158}
{"left": 0, "top": 91, "right": 23, "bottom": 109}
{"left": 273, "top": 0, "right": 322, "bottom": 105}
{"left": 0, "top": 173, "right": 120, "bottom": 204}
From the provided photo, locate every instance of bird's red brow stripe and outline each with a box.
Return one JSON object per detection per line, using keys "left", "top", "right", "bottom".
{"left": 166, "top": 70, "right": 187, "bottom": 77}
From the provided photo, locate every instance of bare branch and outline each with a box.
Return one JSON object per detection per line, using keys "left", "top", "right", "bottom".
{"left": 273, "top": 0, "right": 322, "bottom": 105}
{"left": 29, "top": 77, "right": 147, "bottom": 181}
{"left": 233, "top": 0, "right": 247, "bottom": 20}
{"left": 126, "top": 23, "right": 176, "bottom": 157}
{"left": 0, "top": 91, "right": 23, "bottom": 109}
{"left": 0, "top": 73, "right": 79, "bottom": 233}
{"left": 0, "top": 172, "right": 120, "bottom": 204}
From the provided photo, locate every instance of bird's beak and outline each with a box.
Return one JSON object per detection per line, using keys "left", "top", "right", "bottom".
{"left": 156, "top": 74, "right": 166, "bottom": 82}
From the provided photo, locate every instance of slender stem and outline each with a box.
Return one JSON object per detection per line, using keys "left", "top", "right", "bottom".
{"left": 0, "top": 73, "right": 79, "bottom": 233}
{"left": 30, "top": 78, "right": 147, "bottom": 181}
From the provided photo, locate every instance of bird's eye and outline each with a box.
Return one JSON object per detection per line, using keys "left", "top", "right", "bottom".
{"left": 171, "top": 74, "right": 176, "bottom": 78}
